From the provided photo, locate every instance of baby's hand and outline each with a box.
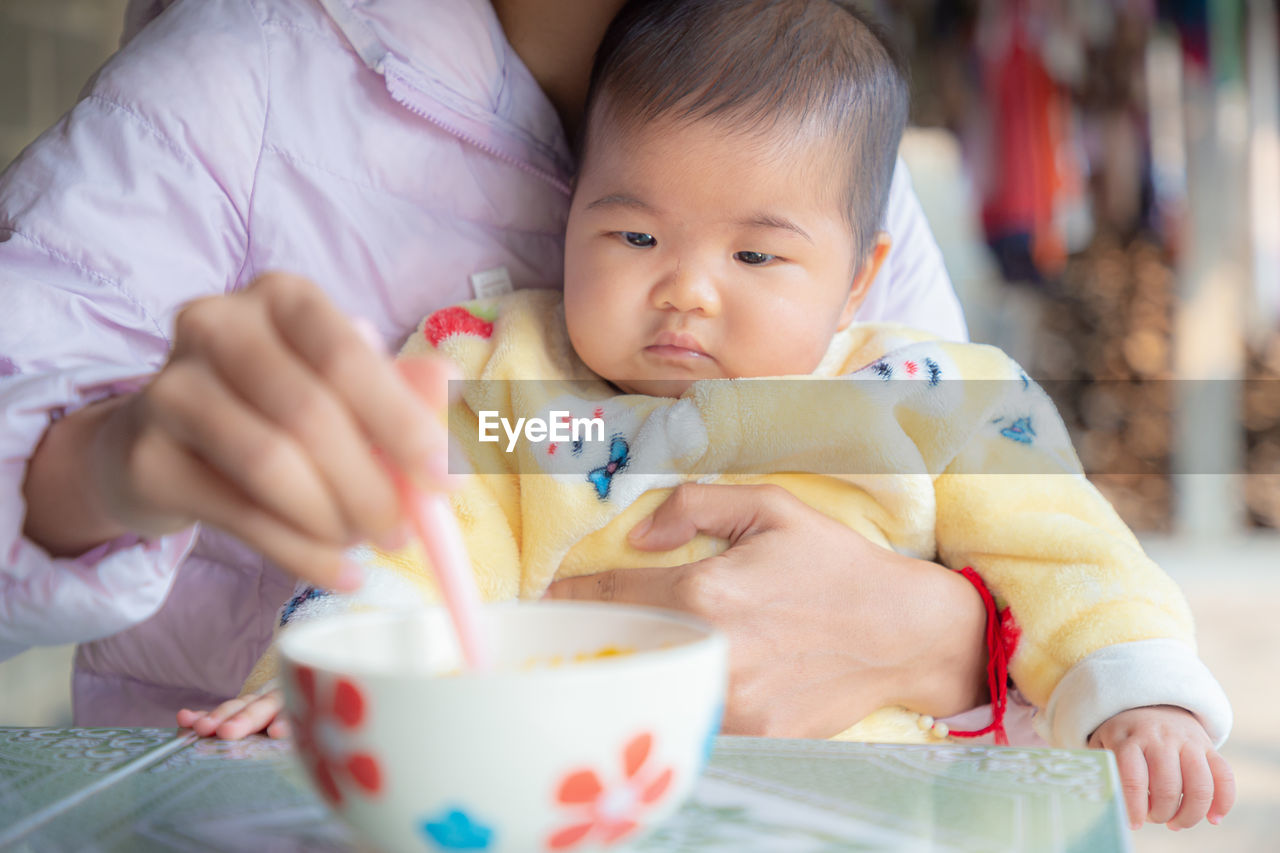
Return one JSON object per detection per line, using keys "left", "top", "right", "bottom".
{"left": 177, "top": 688, "right": 288, "bottom": 740}
{"left": 1089, "top": 705, "right": 1235, "bottom": 831}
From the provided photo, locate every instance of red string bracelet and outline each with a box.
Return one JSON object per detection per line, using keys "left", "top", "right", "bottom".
{"left": 946, "top": 566, "right": 1015, "bottom": 746}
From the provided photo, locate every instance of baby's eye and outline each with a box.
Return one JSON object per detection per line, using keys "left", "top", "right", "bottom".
{"left": 621, "top": 232, "right": 656, "bottom": 248}
{"left": 734, "top": 250, "right": 776, "bottom": 265}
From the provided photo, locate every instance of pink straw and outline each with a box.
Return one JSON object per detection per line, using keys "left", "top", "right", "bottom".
{"left": 396, "top": 479, "right": 492, "bottom": 672}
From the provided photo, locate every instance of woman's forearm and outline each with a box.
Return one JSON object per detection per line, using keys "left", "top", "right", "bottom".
{"left": 889, "top": 556, "right": 989, "bottom": 717}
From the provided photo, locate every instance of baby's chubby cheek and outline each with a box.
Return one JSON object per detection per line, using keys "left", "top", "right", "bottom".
{"left": 753, "top": 339, "right": 830, "bottom": 379}
{"left": 561, "top": 292, "right": 615, "bottom": 378}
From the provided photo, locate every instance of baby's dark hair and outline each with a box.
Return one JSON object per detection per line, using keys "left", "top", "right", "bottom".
{"left": 581, "top": 0, "right": 910, "bottom": 263}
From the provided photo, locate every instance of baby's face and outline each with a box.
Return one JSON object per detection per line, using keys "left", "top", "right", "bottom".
{"left": 564, "top": 115, "right": 865, "bottom": 397}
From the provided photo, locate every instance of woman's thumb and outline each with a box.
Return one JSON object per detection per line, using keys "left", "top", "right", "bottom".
{"left": 628, "top": 483, "right": 779, "bottom": 550}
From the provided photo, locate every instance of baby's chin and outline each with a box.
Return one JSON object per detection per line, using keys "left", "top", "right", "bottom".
{"left": 607, "top": 376, "right": 697, "bottom": 398}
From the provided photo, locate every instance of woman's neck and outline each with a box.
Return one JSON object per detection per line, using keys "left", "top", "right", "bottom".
{"left": 492, "top": 0, "right": 626, "bottom": 142}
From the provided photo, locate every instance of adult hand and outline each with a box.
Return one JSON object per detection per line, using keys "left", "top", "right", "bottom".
{"left": 545, "top": 483, "right": 988, "bottom": 738}
{"left": 22, "top": 272, "right": 452, "bottom": 591}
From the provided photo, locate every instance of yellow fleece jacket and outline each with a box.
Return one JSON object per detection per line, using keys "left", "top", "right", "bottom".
{"left": 255, "top": 290, "right": 1231, "bottom": 748}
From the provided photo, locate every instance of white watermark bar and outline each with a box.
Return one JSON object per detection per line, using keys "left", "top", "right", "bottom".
{"left": 478, "top": 410, "right": 606, "bottom": 453}
{"left": 447, "top": 379, "right": 1280, "bottom": 476}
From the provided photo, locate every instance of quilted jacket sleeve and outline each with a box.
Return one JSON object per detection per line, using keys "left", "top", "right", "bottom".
{"left": 0, "top": 0, "right": 267, "bottom": 659}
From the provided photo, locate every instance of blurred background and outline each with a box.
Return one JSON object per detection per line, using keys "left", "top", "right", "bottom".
{"left": 0, "top": 0, "right": 1276, "bottom": 849}
{"left": 891, "top": 4, "right": 1280, "bottom": 849}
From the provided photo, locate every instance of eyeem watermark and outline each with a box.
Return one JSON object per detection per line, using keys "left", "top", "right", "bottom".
{"left": 478, "top": 410, "right": 606, "bottom": 452}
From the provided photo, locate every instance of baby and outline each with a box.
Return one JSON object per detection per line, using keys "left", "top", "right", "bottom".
{"left": 186, "top": 0, "right": 1233, "bottom": 830}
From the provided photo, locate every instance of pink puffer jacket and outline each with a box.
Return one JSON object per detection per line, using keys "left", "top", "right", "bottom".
{"left": 0, "top": 0, "right": 966, "bottom": 724}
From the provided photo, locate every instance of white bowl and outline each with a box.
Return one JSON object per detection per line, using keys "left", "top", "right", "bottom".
{"left": 277, "top": 601, "right": 727, "bottom": 852}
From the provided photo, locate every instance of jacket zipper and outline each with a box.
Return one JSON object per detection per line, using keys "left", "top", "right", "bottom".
{"left": 385, "top": 64, "right": 573, "bottom": 198}
{"left": 315, "top": 0, "right": 573, "bottom": 197}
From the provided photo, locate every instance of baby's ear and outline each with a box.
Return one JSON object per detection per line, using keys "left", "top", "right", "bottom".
{"left": 838, "top": 232, "right": 892, "bottom": 330}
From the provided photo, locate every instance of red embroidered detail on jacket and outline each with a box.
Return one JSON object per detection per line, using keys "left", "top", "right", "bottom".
{"left": 425, "top": 306, "right": 494, "bottom": 347}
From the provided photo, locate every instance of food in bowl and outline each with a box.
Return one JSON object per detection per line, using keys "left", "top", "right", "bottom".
{"left": 521, "top": 645, "right": 634, "bottom": 670}
{"left": 277, "top": 601, "right": 727, "bottom": 852}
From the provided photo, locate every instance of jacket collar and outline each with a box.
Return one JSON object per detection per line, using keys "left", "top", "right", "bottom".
{"left": 317, "top": 0, "right": 574, "bottom": 192}
{"left": 122, "top": 0, "right": 574, "bottom": 191}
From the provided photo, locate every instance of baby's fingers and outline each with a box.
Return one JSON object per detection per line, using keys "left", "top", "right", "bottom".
{"left": 1145, "top": 744, "right": 1183, "bottom": 825}
{"left": 178, "top": 696, "right": 250, "bottom": 738}
{"left": 266, "top": 716, "right": 292, "bottom": 740}
{"left": 215, "top": 689, "right": 286, "bottom": 741}
{"left": 1207, "top": 750, "right": 1236, "bottom": 825}
{"left": 1168, "top": 748, "right": 1213, "bottom": 830}
{"left": 1113, "top": 742, "right": 1150, "bottom": 830}
{"left": 175, "top": 708, "right": 207, "bottom": 729}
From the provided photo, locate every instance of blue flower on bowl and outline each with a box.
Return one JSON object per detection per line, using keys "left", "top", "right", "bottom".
{"left": 421, "top": 807, "right": 494, "bottom": 850}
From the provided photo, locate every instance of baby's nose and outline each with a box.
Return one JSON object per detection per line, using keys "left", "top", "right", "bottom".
{"left": 654, "top": 262, "right": 721, "bottom": 315}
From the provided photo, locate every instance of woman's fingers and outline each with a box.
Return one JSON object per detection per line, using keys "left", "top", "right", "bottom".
{"left": 143, "top": 360, "right": 350, "bottom": 544}
{"left": 91, "top": 270, "right": 460, "bottom": 584}
{"left": 135, "top": 432, "right": 359, "bottom": 590}
{"left": 627, "top": 483, "right": 794, "bottom": 551}
{"left": 120, "top": 273, "right": 463, "bottom": 588}
{"left": 173, "top": 283, "right": 420, "bottom": 549}
{"left": 259, "top": 275, "right": 449, "bottom": 489}
{"left": 546, "top": 564, "right": 690, "bottom": 608}
{"left": 71, "top": 272, "right": 457, "bottom": 591}
{"left": 208, "top": 308, "right": 405, "bottom": 544}
{"left": 397, "top": 356, "right": 458, "bottom": 417}
{"left": 554, "top": 486, "right": 982, "bottom": 739}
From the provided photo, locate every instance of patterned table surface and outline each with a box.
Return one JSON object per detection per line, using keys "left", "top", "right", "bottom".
{"left": 0, "top": 727, "right": 1130, "bottom": 852}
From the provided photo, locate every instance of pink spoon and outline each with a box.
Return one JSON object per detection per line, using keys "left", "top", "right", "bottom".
{"left": 396, "top": 479, "right": 492, "bottom": 672}
{"left": 355, "top": 318, "right": 492, "bottom": 672}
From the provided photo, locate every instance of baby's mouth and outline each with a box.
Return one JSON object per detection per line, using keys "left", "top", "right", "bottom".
{"left": 645, "top": 331, "right": 711, "bottom": 360}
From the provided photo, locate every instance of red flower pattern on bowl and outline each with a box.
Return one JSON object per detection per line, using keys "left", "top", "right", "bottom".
{"left": 290, "top": 665, "right": 383, "bottom": 806}
{"left": 547, "top": 732, "right": 674, "bottom": 849}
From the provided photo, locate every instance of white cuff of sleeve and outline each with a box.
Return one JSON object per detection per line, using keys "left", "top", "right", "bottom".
{"left": 1035, "top": 639, "right": 1233, "bottom": 749}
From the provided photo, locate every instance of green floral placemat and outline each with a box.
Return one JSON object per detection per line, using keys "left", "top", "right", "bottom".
{"left": 642, "top": 738, "right": 1130, "bottom": 852}
{"left": 18, "top": 737, "right": 349, "bottom": 853}
{"left": 0, "top": 730, "right": 1129, "bottom": 852}
{"left": 0, "top": 727, "right": 189, "bottom": 843}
